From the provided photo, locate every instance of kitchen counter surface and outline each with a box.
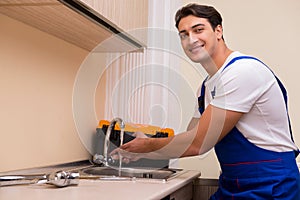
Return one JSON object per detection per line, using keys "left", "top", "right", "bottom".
{"left": 0, "top": 161, "right": 201, "bottom": 200}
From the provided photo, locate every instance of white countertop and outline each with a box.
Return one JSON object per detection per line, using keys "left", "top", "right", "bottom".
{"left": 0, "top": 163, "right": 201, "bottom": 200}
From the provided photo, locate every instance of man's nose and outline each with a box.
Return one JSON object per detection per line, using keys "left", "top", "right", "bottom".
{"left": 188, "top": 33, "right": 198, "bottom": 44}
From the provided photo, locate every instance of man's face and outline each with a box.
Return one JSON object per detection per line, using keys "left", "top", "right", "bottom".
{"left": 177, "top": 15, "right": 221, "bottom": 63}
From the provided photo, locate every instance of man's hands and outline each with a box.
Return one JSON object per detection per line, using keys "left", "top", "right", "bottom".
{"left": 110, "top": 105, "right": 244, "bottom": 164}
{"left": 110, "top": 131, "right": 152, "bottom": 163}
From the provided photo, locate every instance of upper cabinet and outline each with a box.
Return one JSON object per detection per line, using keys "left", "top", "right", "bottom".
{"left": 0, "top": 0, "right": 148, "bottom": 52}
{"left": 78, "top": 0, "right": 148, "bottom": 31}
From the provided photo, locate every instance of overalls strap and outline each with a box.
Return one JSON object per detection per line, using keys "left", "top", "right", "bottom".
{"left": 198, "top": 56, "right": 296, "bottom": 146}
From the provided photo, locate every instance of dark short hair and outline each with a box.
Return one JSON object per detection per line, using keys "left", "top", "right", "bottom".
{"left": 175, "top": 4, "right": 223, "bottom": 30}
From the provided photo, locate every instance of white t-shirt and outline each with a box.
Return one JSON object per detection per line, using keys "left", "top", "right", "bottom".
{"left": 194, "top": 51, "right": 297, "bottom": 152}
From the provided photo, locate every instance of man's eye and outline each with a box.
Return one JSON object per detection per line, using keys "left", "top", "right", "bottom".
{"left": 179, "top": 33, "right": 188, "bottom": 40}
{"left": 195, "top": 28, "right": 203, "bottom": 33}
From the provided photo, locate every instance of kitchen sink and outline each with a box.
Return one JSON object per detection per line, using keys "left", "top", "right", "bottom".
{"left": 80, "top": 166, "right": 184, "bottom": 182}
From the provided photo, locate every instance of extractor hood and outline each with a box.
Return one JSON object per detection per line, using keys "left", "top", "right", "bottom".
{"left": 0, "top": 0, "right": 146, "bottom": 52}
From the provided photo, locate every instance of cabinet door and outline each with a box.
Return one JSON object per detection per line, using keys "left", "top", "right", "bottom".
{"left": 168, "top": 182, "right": 193, "bottom": 200}
{"left": 78, "top": 0, "right": 148, "bottom": 31}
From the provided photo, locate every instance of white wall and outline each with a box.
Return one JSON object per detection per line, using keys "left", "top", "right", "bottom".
{"left": 0, "top": 13, "right": 90, "bottom": 172}
{"left": 176, "top": 0, "right": 300, "bottom": 178}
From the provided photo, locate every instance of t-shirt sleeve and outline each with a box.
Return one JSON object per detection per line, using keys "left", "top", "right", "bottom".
{"left": 210, "top": 61, "right": 276, "bottom": 113}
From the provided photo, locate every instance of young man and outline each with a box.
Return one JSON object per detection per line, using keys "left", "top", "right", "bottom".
{"left": 112, "top": 4, "right": 300, "bottom": 199}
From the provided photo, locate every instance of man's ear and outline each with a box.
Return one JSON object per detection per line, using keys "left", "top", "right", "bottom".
{"left": 215, "top": 25, "right": 223, "bottom": 40}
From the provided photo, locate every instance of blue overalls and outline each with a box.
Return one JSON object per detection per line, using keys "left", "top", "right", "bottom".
{"left": 197, "top": 56, "right": 300, "bottom": 199}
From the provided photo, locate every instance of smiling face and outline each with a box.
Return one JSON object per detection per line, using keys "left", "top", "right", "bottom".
{"left": 178, "top": 15, "right": 223, "bottom": 63}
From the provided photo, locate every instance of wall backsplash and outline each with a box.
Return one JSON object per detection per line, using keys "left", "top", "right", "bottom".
{"left": 0, "top": 13, "right": 90, "bottom": 172}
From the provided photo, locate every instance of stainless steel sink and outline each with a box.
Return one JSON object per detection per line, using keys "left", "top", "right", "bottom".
{"left": 80, "top": 166, "right": 183, "bottom": 182}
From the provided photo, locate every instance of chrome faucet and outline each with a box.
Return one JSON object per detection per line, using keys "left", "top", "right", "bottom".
{"left": 93, "top": 118, "right": 125, "bottom": 166}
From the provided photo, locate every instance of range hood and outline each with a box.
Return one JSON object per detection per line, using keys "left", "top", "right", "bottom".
{"left": 59, "top": 0, "right": 144, "bottom": 50}
{"left": 0, "top": 0, "right": 146, "bottom": 52}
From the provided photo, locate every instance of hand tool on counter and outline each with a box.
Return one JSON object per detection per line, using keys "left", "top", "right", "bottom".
{"left": 0, "top": 168, "right": 135, "bottom": 188}
{"left": 0, "top": 170, "right": 80, "bottom": 187}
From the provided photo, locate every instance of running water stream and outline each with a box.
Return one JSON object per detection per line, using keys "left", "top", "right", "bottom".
{"left": 103, "top": 118, "right": 125, "bottom": 176}
{"left": 118, "top": 129, "right": 124, "bottom": 176}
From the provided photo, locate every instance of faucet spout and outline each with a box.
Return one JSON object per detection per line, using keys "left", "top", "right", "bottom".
{"left": 108, "top": 117, "right": 125, "bottom": 130}
{"left": 103, "top": 118, "right": 125, "bottom": 166}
